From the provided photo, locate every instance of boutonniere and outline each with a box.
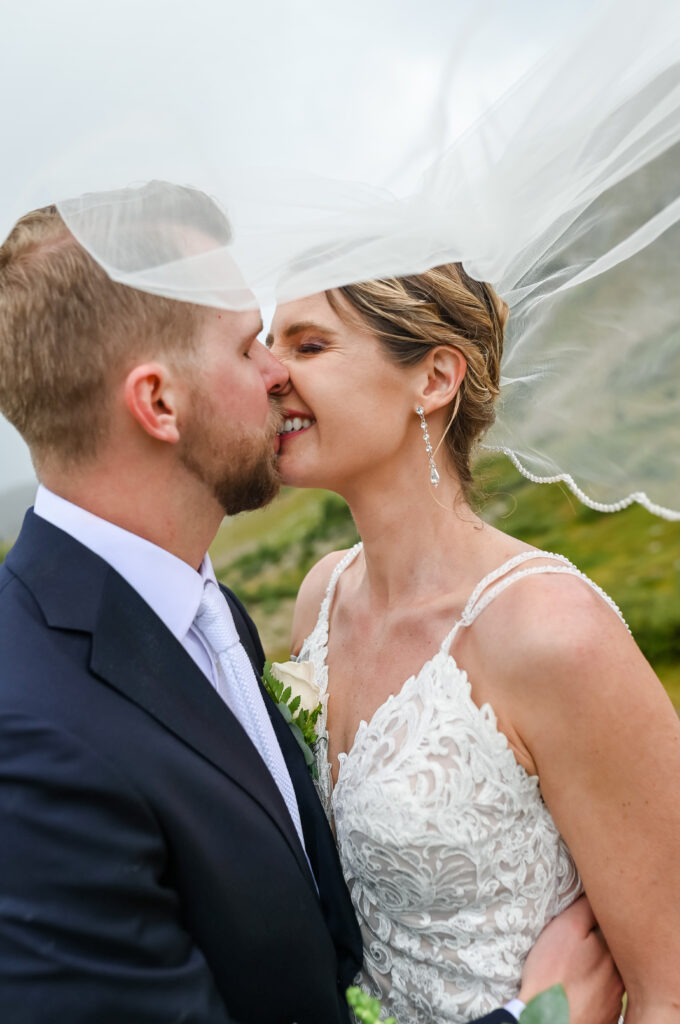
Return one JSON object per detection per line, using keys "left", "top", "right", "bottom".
{"left": 262, "top": 660, "right": 322, "bottom": 779}
{"left": 346, "top": 987, "right": 396, "bottom": 1024}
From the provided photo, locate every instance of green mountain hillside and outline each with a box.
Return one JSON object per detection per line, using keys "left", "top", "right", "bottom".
{"left": 211, "top": 457, "right": 680, "bottom": 705}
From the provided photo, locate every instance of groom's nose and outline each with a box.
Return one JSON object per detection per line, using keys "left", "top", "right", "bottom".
{"left": 263, "top": 347, "right": 291, "bottom": 396}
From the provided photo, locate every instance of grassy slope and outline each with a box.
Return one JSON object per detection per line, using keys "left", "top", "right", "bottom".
{"left": 210, "top": 457, "right": 680, "bottom": 704}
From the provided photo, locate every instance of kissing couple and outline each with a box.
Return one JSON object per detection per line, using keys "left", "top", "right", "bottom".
{"left": 0, "top": 190, "right": 677, "bottom": 1024}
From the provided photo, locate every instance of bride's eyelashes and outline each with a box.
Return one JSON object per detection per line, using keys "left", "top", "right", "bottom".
{"left": 297, "top": 340, "right": 326, "bottom": 354}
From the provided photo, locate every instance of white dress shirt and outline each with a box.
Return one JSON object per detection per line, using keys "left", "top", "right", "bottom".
{"left": 504, "top": 998, "right": 525, "bottom": 1020}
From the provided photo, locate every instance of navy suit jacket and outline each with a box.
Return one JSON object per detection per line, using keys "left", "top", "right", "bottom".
{"left": 0, "top": 510, "right": 515, "bottom": 1024}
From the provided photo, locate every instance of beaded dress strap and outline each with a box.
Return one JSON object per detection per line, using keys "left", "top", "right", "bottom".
{"left": 440, "top": 550, "right": 630, "bottom": 654}
{"left": 313, "top": 542, "right": 364, "bottom": 636}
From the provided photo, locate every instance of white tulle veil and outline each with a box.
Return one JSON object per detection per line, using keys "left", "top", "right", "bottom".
{"left": 2, "top": 0, "right": 679, "bottom": 518}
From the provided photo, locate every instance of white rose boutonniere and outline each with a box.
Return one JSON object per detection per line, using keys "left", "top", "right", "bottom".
{"left": 270, "top": 661, "right": 320, "bottom": 713}
{"left": 262, "top": 660, "right": 322, "bottom": 778}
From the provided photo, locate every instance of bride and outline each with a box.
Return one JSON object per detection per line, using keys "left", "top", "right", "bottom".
{"left": 268, "top": 264, "right": 680, "bottom": 1023}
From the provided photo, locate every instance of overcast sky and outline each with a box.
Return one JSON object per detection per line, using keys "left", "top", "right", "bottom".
{"left": 0, "top": 0, "right": 590, "bottom": 492}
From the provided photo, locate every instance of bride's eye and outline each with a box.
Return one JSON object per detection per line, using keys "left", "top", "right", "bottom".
{"left": 298, "top": 340, "right": 326, "bottom": 354}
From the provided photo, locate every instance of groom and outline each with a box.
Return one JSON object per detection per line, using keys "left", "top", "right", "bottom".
{"left": 0, "top": 200, "right": 621, "bottom": 1023}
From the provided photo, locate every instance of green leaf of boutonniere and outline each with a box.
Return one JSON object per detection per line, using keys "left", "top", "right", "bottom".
{"left": 520, "top": 984, "right": 569, "bottom": 1024}
{"left": 262, "top": 660, "right": 322, "bottom": 779}
{"left": 346, "top": 986, "right": 397, "bottom": 1024}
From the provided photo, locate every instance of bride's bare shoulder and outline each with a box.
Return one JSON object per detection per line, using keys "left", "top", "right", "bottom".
{"left": 290, "top": 549, "right": 354, "bottom": 655}
{"left": 472, "top": 563, "right": 641, "bottom": 701}
{"left": 464, "top": 565, "right": 665, "bottom": 775}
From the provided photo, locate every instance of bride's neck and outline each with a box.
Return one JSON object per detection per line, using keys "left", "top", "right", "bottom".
{"left": 342, "top": 465, "right": 486, "bottom": 609}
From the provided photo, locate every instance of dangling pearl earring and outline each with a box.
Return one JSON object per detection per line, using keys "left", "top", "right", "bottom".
{"left": 416, "top": 406, "right": 440, "bottom": 487}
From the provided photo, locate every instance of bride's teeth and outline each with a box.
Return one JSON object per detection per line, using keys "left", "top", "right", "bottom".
{"left": 280, "top": 416, "right": 314, "bottom": 435}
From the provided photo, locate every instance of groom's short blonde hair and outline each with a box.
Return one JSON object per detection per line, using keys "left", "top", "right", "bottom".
{"left": 0, "top": 205, "right": 203, "bottom": 470}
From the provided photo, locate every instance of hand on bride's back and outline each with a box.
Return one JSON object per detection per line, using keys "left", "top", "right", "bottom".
{"left": 519, "top": 896, "right": 623, "bottom": 1024}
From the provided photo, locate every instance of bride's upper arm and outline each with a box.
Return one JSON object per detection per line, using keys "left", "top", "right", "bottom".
{"left": 289, "top": 549, "right": 350, "bottom": 656}
{"left": 495, "top": 575, "right": 680, "bottom": 1011}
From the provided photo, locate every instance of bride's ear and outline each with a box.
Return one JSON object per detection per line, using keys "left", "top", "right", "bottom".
{"left": 418, "top": 346, "right": 467, "bottom": 412}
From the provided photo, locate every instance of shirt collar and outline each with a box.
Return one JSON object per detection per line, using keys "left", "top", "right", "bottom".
{"left": 34, "top": 484, "right": 216, "bottom": 643}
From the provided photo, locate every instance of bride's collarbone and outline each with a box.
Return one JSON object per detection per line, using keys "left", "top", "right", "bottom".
{"left": 326, "top": 610, "right": 445, "bottom": 693}
{"left": 326, "top": 590, "right": 463, "bottom": 689}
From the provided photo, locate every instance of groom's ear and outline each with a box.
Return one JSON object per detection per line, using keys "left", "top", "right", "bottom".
{"left": 123, "top": 362, "right": 181, "bottom": 444}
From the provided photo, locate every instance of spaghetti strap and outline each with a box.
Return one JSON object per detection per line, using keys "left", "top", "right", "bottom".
{"left": 313, "top": 542, "right": 363, "bottom": 638}
{"left": 440, "top": 550, "right": 629, "bottom": 655}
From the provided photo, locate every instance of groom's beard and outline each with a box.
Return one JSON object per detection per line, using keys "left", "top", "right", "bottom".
{"left": 179, "top": 399, "right": 283, "bottom": 516}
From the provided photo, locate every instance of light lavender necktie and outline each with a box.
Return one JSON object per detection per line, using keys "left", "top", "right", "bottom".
{"left": 194, "top": 581, "right": 306, "bottom": 853}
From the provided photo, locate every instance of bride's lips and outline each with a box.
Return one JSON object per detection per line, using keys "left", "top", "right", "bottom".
{"left": 277, "top": 409, "right": 316, "bottom": 446}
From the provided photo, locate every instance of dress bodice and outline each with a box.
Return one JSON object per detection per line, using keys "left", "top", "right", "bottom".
{"left": 298, "top": 545, "right": 628, "bottom": 1024}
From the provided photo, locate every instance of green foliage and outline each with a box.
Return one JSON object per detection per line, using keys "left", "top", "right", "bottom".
{"left": 520, "top": 984, "right": 569, "bottom": 1024}
{"left": 261, "top": 660, "right": 322, "bottom": 777}
{"left": 215, "top": 490, "right": 358, "bottom": 612}
{"left": 346, "top": 986, "right": 396, "bottom": 1024}
{"left": 229, "top": 542, "right": 283, "bottom": 580}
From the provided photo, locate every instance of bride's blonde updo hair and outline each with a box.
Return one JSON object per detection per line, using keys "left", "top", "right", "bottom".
{"left": 326, "top": 262, "right": 508, "bottom": 499}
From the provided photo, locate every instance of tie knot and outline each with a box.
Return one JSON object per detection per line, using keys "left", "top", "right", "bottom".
{"left": 194, "top": 582, "right": 240, "bottom": 655}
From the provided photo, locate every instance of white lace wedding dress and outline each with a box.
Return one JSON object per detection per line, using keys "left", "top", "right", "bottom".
{"left": 298, "top": 545, "right": 629, "bottom": 1024}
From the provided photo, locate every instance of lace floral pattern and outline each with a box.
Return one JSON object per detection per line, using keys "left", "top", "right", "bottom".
{"left": 300, "top": 546, "right": 626, "bottom": 1023}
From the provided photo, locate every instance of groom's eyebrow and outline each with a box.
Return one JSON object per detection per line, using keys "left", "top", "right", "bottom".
{"left": 265, "top": 320, "right": 338, "bottom": 348}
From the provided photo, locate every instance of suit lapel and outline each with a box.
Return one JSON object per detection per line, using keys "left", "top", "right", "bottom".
{"left": 8, "top": 511, "right": 316, "bottom": 894}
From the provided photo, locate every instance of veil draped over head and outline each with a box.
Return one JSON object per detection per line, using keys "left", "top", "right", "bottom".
{"left": 2, "top": 0, "right": 679, "bottom": 518}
